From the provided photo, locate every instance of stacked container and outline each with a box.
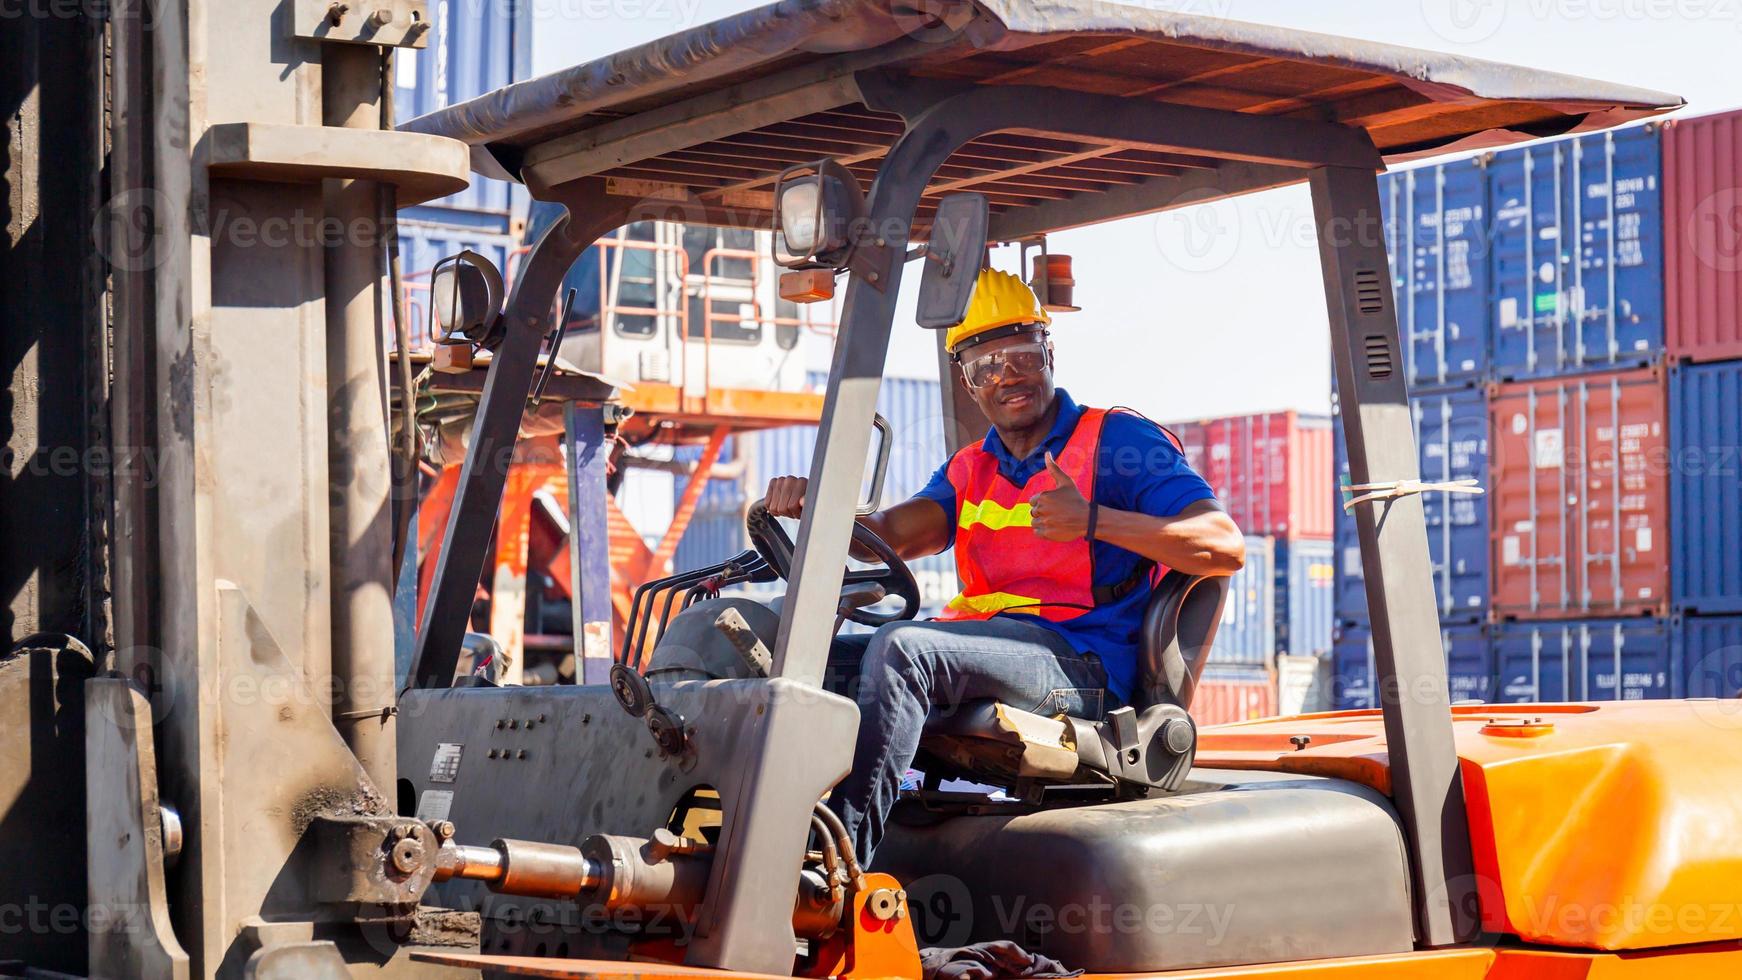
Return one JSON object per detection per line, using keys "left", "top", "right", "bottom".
{"left": 1335, "top": 114, "right": 1742, "bottom": 706}
{"left": 1488, "top": 126, "right": 1664, "bottom": 381}
{"left": 1663, "top": 108, "right": 1742, "bottom": 697}
{"left": 1171, "top": 412, "right": 1335, "bottom": 715}
{"left": 1487, "top": 125, "right": 1675, "bottom": 704}
{"left": 1333, "top": 157, "right": 1499, "bottom": 709}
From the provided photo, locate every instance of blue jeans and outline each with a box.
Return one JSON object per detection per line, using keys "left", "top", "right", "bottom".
{"left": 822, "top": 616, "right": 1112, "bottom": 867}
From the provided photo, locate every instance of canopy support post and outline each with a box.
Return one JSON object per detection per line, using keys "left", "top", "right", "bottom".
{"left": 1309, "top": 164, "right": 1479, "bottom": 947}
{"left": 408, "top": 181, "right": 630, "bottom": 690}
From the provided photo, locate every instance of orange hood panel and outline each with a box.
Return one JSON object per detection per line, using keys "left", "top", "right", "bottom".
{"left": 1195, "top": 701, "right": 1742, "bottom": 951}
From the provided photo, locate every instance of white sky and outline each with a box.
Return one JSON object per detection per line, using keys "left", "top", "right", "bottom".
{"left": 525, "top": 0, "right": 1741, "bottom": 420}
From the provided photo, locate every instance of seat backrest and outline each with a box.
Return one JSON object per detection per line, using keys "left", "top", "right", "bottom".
{"left": 1133, "top": 571, "right": 1232, "bottom": 713}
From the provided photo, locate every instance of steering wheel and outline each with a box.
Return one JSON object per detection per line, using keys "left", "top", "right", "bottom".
{"left": 745, "top": 499, "right": 921, "bottom": 627}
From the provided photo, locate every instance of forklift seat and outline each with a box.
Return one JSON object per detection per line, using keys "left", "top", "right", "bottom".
{"left": 918, "top": 570, "right": 1232, "bottom": 795}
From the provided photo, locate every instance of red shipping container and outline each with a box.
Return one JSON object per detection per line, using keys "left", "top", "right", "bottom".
{"left": 1191, "top": 668, "right": 1279, "bottom": 726}
{"left": 1171, "top": 412, "right": 1333, "bottom": 540}
{"left": 1489, "top": 367, "right": 1669, "bottom": 620}
{"left": 1664, "top": 108, "right": 1742, "bottom": 362}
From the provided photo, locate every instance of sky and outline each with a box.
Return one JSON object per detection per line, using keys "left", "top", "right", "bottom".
{"left": 517, "top": 0, "right": 1742, "bottom": 421}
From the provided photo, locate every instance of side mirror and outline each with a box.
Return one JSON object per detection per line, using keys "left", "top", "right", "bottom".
{"left": 429, "top": 249, "right": 505, "bottom": 345}
{"left": 857, "top": 413, "right": 893, "bottom": 517}
{"left": 915, "top": 192, "right": 989, "bottom": 329}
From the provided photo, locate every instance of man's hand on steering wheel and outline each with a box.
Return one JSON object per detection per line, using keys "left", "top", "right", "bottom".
{"left": 750, "top": 476, "right": 923, "bottom": 627}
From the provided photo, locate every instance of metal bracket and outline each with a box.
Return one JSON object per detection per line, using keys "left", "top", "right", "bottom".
{"left": 202, "top": 122, "right": 469, "bottom": 207}
{"left": 306, "top": 815, "right": 441, "bottom": 906}
{"left": 1342, "top": 477, "right": 1484, "bottom": 513}
{"left": 86, "top": 678, "right": 192, "bottom": 979}
{"left": 292, "top": 0, "right": 431, "bottom": 48}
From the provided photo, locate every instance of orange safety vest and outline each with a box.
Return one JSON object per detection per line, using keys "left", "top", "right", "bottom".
{"left": 936, "top": 407, "right": 1159, "bottom": 622}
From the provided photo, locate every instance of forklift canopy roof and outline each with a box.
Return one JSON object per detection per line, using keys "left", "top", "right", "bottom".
{"left": 403, "top": 0, "right": 1680, "bottom": 236}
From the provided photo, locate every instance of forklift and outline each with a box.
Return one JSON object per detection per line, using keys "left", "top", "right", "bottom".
{"left": 34, "top": 1, "right": 1742, "bottom": 978}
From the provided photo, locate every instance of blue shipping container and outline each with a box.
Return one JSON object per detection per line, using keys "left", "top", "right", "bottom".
{"left": 1488, "top": 125, "right": 1664, "bottom": 380}
{"left": 1670, "top": 361, "right": 1742, "bottom": 614}
{"left": 1332, "top": 404, "right": 1363, "bottom": 625}
{"left": 1331, "top": 622, "right": 1494, "bottom": 710}
{"left": 1275, "top": 538, "right": 1335, "bottom": 659}
{"left": 1493, "top": 618, "right": 1676, "bottom": 702}
{"left": 673, "top": 506, "right": 752, "bottom": 576}
{"left": 1380, "top": 158, "right": 1490, "bottom": 386}
{"left": 1208, "top": 536, "right": 1276, "bottom": 669}
{"left": 1414, "top": 386, "right": 1491, "bottom": 621}
{"left": 1680, "top": 615, "right": 1742, "bottom": 699}
{"left": 750, "top": 374, "right": 950, "bottom": 511}
{"left": 735, "top": 374, "right": 960, "bottom": 611}
{"left": 673, "top": 437, "right": 744, "bottom": 511}
{"left": 1332, "top": 384, "right": 1490, "bottom": 626}
{"left": 394, "top": 0, "right": 531, "bottom": 215}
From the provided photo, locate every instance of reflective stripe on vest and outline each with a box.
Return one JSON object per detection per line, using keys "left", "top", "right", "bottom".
{"left": 937, "top": 407, "right": 1109, "bottom": 622}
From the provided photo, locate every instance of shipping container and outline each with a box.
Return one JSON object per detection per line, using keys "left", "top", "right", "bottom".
{"left": 1489, "top": 367, "right": 1669, "bottom": 620}
{"left": 1275, "top": 538, "right": 1335, "bottom": 658}
{"left": 1332, "top": 385, "right": 1490, "bottom": 626}
{"left": 1331, "top": 622, "right": 1494, "bottom": 710}
{"left": 1493, "top": 618, "right": 1676, "bottom": 701}
{"left": 1192, "top": 666, "right": 1278, "bottom": 726}
{"left": 683, "top": 374, "right": 959, "bottom": 610}
{"left": 1173, "top": 412, "right": 1334, "bottom": 540}
{"left": 1332, "top": 407, "right": 1364, "bottom": 625}
{"left": 672, "top": 506, "right": 752, "bottom": 575}
{"left": 1679, "top": 614, "right": 1742, "bottom": 699}
{"left": 1276, "top": 654, "right": 1332, "bottom": 715}
{"left": 1379, "top": 158, "right": 1490, "bottom": 386}
{"left": 671, "top": 436, "right": 745, "bottom": 512}
{"left": 1663, "top": 108, "right": 1742, "bottom": 362}
{"left": 747, "top": 373, "right": 949, "bottom": 506}
{"left": 1669, "top": 360, "right": 1742, "bottom": 614}
{"left": 1207, "top": 536, "right": 1276, "bottom": 669}
{"left": 1415, "top": 386, "right": 1492, "bottom": 621}
{"left": 1488, "top": 125, "right": 1664, "bottom": 380}
{"left": 394, "top": 0, "right": 532, "bottom": 215}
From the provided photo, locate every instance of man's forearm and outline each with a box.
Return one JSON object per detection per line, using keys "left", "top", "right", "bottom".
{"left": 1091, "top": 506, "right": 1245, "bottom": 577}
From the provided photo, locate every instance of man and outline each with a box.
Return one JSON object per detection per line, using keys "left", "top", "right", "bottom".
{"left": 763, "top": 268, "right": 1244, "bottom": 865}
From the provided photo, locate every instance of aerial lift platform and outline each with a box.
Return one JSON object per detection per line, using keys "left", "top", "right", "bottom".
{"left": 24, "top": 1, "right": 1742, "bottom": 978}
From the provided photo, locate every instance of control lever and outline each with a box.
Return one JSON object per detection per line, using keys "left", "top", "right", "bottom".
{"left": 838, "top": 582, "right": 887, "bottom": 614}
{"left": 831, "top": 582, "right": 889, "bottom": 638}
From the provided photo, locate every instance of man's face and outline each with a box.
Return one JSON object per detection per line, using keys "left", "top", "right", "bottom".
{"left": 960, "top": 329, "right": 1055, "bottom": 431}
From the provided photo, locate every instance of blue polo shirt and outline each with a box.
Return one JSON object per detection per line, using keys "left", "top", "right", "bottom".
{"left": 914, "top": 388, "right": 1216, "bottom": 704}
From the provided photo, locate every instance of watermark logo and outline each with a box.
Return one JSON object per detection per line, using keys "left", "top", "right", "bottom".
{"left": 1152, "top": 191, "right": 1242, "bottom": 273}
{"left": 1685, "top": 187, "right": 1742, "bottom": 273}
{"left": 1421, "top": 0, "right": 1509, "bottom": 44}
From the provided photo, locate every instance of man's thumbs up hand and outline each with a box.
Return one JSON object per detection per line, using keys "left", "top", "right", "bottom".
{"left": 1031, "top": 452, "right": 1091, "bottom": 542}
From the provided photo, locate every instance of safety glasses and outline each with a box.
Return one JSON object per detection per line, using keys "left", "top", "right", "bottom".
{"left": 959, "top": 340, "right": 1051, "bottom": 389}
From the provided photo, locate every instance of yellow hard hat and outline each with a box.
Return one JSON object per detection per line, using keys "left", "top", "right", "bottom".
{"left": 945, "top": 268, "right": 1051, "bottom": 354}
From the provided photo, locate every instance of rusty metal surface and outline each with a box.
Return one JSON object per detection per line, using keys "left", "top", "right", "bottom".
{"left": 403, "top": 0, "right": 1682, "bottom": 218}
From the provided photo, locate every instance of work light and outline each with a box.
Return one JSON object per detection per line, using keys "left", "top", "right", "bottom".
{"left": 772, "top": 158, "right": 865, "bottom": 269}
